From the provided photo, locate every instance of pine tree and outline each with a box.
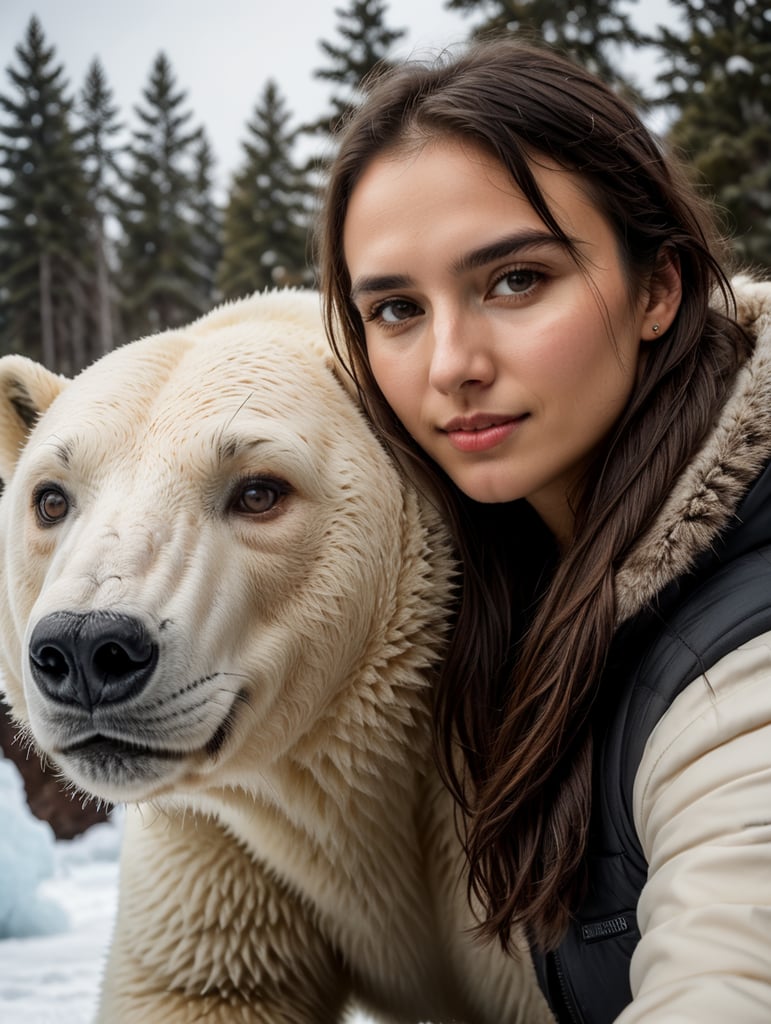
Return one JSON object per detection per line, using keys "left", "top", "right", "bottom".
{"left": 219, "top": 80, "right": 313, "bottom": 299}
{"left": 0, "top": 16, "right": 95, "bottom": 372}
{"left": 444, "top": 0, "right": 645, "bottom": 93}
{"left": 118, "top": 53, "right": 210, "bottom": 339}
{"left": 654, "top": 0, "right": 771, "bottom": 270}
{"left": 188, "top": 132, "right": 223, "bottom": 308}
{"left": 308, "top": 0, "right": 407, "bottom": 139}
{"left": 78, "top": 58, "right": 124, "bottom": 357}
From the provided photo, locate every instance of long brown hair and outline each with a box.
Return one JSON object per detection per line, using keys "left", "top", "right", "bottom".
{"left": 315, "top": 40, "right": 751, "bottom": 951}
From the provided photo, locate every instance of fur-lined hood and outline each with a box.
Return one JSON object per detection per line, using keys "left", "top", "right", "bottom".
{"left": 615, "top": 276, "right": 771, "bottom": 623}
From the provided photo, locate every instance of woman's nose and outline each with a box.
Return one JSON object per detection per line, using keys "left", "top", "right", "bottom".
{"left": 427, "top": 312, "right": 495, "bottom": 394}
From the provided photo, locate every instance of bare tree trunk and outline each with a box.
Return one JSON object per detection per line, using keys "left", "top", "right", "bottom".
{"left": 39, "top": 251, "right": 56, "bottom": 369}
{"left": 68, "top": 271, "right": 87, "bottom": 374}
{"left": 95, "top": 218, "right": 114, "bottom": 355}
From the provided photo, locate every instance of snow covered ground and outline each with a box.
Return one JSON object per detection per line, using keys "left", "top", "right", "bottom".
{"left": 0, "top": 758, "right": 122, "bottom": 1023}
{"left": 0, "top": 760, "right": 375, "bottom": 1023}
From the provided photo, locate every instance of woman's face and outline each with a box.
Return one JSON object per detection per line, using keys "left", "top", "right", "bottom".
{"left": 343, "top": 140, "right": 655, "bottom": 543}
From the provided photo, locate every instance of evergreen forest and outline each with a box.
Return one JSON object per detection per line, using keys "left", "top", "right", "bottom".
{"left": 1, "top": 0, "right": 769, "bottom": 373}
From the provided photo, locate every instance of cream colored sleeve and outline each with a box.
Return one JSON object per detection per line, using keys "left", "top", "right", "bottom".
{"left": 615, "top": 631, "right": 771, "bottom": 1023}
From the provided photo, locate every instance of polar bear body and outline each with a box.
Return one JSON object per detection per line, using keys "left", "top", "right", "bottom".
{"left": 0, "top": 292, "right": 551, "bottom": 1023}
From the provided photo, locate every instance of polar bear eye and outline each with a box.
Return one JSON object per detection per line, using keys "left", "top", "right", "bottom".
{"left": 34, "top": 485, "right": 69, "bottom": 526}
{"left": 231, "top": 477, "right": 287, "bottom": 516}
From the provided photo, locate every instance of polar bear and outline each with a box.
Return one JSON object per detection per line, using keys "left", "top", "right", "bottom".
{"left": 0, "top": 291, "right": 552, "bottom": 1023}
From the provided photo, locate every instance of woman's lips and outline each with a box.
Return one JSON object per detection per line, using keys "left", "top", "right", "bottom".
{"left": 441, "top": 414, "right": 528, "bottom": 453}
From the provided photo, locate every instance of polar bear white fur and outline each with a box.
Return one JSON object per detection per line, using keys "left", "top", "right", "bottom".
{"left": 0, "top": 291, "right": 552, "bottom": 1023}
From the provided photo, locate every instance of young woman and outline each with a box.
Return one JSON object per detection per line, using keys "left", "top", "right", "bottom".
{"left": 316, "top": 39, "right": 771, "bottom": 1024}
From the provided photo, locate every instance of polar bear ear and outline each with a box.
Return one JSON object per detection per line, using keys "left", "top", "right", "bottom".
{"left": 0, "top": 355, "right": 69, "bottom": 480}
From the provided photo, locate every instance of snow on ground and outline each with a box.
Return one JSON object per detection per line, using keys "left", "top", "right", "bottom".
{"left": 0, "top": 759, "right": 375, "bottom": 1023}
{"left": 0, "top": 780, "right": 121, "bottom": 1024}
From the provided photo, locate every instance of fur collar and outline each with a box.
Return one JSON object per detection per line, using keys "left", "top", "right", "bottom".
{"left": 615, "top": 277, "right": 771, "bottom": 623}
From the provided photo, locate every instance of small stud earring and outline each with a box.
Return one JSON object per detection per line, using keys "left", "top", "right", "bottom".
{"left": 651, "top": 322, "right": 660, "bottom": 333}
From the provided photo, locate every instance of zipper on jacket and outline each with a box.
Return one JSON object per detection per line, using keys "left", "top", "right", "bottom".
{"left": 548, "top": 949, "right": 583, "bottom": 1024}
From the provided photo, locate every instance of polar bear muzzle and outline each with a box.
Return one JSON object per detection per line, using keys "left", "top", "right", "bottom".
{"left": 29, "top": 609, "right": 158, "bottom": 710}
{"left": 25, "top": 604, "right": 246, "bottom": 797}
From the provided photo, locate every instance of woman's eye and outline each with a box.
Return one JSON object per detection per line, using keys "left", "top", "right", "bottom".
{"left": 490, "top": 269, "right": 542, "bottom": 297}
{"left": 231, "top": 479, "right": 287, "bottom": 516}
{"left": 35, "top": 486, "right": 69, "bottom": 526}
{"left": 367, "top": 298, "right": 422, "bottom": 325}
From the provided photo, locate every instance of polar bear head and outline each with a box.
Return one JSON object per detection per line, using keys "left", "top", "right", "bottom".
{"left": 0, "top": 291, "right": 452, "bottom": 805}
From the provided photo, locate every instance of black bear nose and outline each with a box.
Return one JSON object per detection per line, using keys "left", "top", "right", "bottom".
{"left": 29, "top": 610, "right": 158, "bottom": 710}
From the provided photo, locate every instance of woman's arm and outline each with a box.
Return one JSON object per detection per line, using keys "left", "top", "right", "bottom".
{"left": 620, "top": 631, "right": 771, "bottom": 1022}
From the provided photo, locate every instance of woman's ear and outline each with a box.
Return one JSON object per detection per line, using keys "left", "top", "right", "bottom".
{"left": 642, "top": 247, "right": 682, "bottom": 341}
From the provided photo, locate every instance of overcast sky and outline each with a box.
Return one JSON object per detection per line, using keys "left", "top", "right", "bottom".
{"left": 1, "top": 0, "right": 675, "bottom": 189}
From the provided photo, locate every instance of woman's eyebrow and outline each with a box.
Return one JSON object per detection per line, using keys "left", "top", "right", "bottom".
{"left": 350, "top": 273, "right": 414, "bottom": 301}
{"left": 349, "top": 230, "right": 572, "bottom": 302}
{"left": 452, "top": 229, "right": 571, "bottom": 273}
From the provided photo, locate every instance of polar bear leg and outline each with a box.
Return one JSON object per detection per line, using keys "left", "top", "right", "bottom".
{"left": 97, "top": 806, "right": 348, "bottom": 1023}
